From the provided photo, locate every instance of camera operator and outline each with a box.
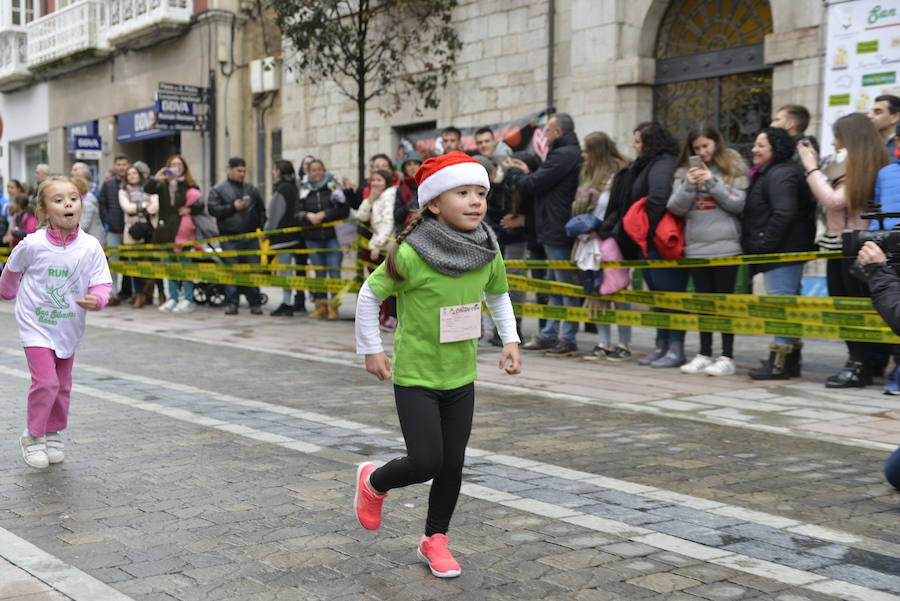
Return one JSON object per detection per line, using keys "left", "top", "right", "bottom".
{"left": 857, "top": 240, "right": 900, "bottom": 489}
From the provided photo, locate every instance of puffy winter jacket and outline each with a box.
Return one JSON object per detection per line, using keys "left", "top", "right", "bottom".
{"left": 741, "top": 160, "right": 815, "bottom": 271}
{"left": 504, "top": 131, "right": 583, "bottom": 247}
{"left": 207, "top": 179, "right": 266, "bottom": 235}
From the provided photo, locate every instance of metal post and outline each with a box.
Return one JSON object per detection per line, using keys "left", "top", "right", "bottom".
{"left": 208, "top": 68, "right": 217, "bottom": 187}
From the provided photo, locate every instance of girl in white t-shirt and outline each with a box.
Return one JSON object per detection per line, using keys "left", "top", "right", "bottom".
{"left": 0, "top": 176, "right": 112, "bottom": 469}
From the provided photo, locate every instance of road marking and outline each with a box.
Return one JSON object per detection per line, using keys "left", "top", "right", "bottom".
{"left": 2, "top": 362, "right": 899, "bottom": 600}
{"left": 0, "top": 527, "right": 136, "bottom": 601}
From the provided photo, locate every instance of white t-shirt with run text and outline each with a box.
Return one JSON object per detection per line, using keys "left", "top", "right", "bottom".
{"left": 6, "top": 228, "right": 112, "bottom": 358}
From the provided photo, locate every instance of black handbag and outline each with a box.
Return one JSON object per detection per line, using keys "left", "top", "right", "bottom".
{"left": 129, "top": 212, "right": 154, "bottom": 242}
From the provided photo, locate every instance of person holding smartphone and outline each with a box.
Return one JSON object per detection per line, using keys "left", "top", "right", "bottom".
{"left": 666, "top": 124, "right": 748, "bottom": 376}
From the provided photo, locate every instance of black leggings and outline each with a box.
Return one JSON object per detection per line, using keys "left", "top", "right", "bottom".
{"left": 690, "top": 265, "right": 738, "bottom": 358}
{"left": 369, "top": 383, "right": 474, "bottom": 536}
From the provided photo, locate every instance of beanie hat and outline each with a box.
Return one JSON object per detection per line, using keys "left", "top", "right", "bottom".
{"left": 414, "top": 151, "right": 490, "bottom": 207}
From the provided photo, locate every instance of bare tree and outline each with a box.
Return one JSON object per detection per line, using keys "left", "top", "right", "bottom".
{"left": 270, "top": 0, "right": 461, "bottom": 184}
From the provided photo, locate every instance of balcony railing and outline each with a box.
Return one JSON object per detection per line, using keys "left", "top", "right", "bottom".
{"left": 108, "top": 0, "right": 192, "bottom": 48}
{"left": 0, "top": 28, "right": 31, "bottom": 91}
{"left": 26, "top": 0, "right": 109, "bottom": 70}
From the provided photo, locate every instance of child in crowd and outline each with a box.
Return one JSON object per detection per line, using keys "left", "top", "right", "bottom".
{"left": 3, "top": 193, "right": 38, "bottom": 248}
{"left": 0, "top": 176, "right": 112, "bottom": 469}
{"left": 353, "top": 152, "right": 521, "bottom": 578}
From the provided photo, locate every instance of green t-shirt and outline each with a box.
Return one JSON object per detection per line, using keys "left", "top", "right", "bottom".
{"left": 367, "top": 242, "right": 509, "bottom": 390}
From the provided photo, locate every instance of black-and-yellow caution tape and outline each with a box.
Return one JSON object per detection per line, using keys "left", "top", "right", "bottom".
{"left": 504, "top": 250, "right": 843, "bottom": 270}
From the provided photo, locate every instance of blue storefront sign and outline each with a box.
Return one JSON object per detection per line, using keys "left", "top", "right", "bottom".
{"left": 117, "top": 107, "right": 176, "bottom": 142}
{"left": 74, "top": 135, "right": 102, "bottom": 160}
{"left": 65, "top": 120, "right": 98, "bottom": 153}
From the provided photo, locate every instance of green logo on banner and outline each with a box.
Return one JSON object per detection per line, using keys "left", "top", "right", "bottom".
{"left": 857, "top": 40, "right": 879, "bottom": 54}
{"left": 823, "top": 311, "right": 864, "bottom": 326}
{"left": 863, "top": 72, "right": 897, "bottom": 86}
{"left": 840, "top": 326, "right": 883, "bottom": 341}
{"left": 765, "top": 322, "right": 802, "bottom": 337}
{"left": 698, "top": 316, "right": 733, "bottom": 333}
{"left": 543, "top": 306, "right": 567, "bottom": 320}
{"left": 758, "top": 295, "right": 797, "bottom": 306}
{"left": 749, "top": 304, "right": 786, "bottom": 320}
{"left": 683, "top": 299, "right": 716, "bottom": 314}
{"left": 641, "top": 313, "right": 671, "bottom": 328}
{"left": 869, "top": 5, "right": 897, "bottom": 25}
{"left": 829, "top": 94, "right": 851, "bottom": 107}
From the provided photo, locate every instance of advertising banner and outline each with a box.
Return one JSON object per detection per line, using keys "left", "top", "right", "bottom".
{"left": 822, "top": 0, "right": 900, "bottom": 150}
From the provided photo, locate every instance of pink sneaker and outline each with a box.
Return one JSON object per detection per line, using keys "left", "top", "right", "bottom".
{"left": 354, "top": 462, "right": 387, "bottom": 530}
{"left": 417, "top": 534, "right": 461, "bottom": 578}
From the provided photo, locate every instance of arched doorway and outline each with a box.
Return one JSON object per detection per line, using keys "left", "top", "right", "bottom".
{"left": 653, "top": 0, "right": 774, "bottom": 157}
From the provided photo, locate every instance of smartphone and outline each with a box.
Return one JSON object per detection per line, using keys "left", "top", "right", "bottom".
{"left": 163, "top": 169, "right": 174, "bottom": 177}
{"left": 688, "top": 155, "right": 703, "bottom": 168}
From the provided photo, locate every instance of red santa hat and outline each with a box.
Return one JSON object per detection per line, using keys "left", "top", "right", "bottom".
{"left": 414, "top": 151, "right": 490, "bottom": 207}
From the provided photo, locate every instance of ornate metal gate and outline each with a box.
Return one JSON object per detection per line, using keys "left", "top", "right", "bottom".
{"left": 653, "top": 0, "right": 774, "bottom": 157}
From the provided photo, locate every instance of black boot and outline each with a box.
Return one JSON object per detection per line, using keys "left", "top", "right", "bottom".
{"left": 825, "top": 360, "right": 870, "bottom": 388}
{"left": 293, "top": 292, "right": 307, "bottom": 314}
{"left": 785, "top": 341, "right": 803, "bottom": 378}
{"left": 749, "top": 343, "right": 793, "bottom": 380}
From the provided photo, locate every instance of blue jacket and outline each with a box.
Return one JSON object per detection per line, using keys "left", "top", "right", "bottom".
{"left": 872, "top": 155, "right": 900, "bottom": 230}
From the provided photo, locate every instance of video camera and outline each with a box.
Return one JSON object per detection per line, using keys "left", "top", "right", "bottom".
{"left": 841, "top": 208, "right": 900, "bottom": 259}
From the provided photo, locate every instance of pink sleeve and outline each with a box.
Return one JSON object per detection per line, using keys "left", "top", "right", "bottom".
{"left": 807, "top": 172, "right": 846, "bottom": 209}
{"left": 185, "top": 188, "right": 203, "bottom": 206}
{"left": 0, "top": 268, "right": 22, "bottom": 300}
{"left": 88, "top": 283, "right": 112, "bottom": 311}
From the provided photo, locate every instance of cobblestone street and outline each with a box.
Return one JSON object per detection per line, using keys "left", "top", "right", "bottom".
{"left": 1, "top": 301, "right": 899, "bottom": 601}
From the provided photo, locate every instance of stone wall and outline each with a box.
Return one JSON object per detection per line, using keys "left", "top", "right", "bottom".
{"left": 281, "top": 0, "right": 827, "bottom": 180}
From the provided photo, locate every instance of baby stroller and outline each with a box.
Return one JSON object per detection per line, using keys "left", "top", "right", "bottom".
{"left": 190, "top": 241, "right": 268, "bottom": 307}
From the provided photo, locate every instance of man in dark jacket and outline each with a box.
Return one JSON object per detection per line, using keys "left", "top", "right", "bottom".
{"left": 97, "top": 154, "right": 131, "bottom": 305}
{"left": 504, "top": 113, "right": 584, "bottom": 356}
{"left": 207, "top": 157, "right": 267, "bottom": 315}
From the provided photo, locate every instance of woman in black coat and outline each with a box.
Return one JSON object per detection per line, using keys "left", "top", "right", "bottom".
{"left": 629, "top": 122, "right": 686, "bottom": 369}
{"left": 741, "top": 127, "right": 815, "bottom": 379}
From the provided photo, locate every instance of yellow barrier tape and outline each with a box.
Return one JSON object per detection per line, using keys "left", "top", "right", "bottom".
{"left": 106, "top": 248, "right": 351, "bottom": 259}
{"left": 110, "top": 261, "right": 352, "bottom": 294}
{"left": 506, "top": 274, "right": 874, "bottom": 313}
{"left": 513, "top": 302, "right": 900, "bottom": 344}
{"left": 103, "top": 218, "right": 357, "bottom": 251}
{"left": 505, "top": 250, "right": 842, "bottom": 270}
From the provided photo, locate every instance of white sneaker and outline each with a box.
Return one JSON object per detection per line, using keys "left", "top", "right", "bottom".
{"left": 680, "top": 354, "right": 713, "bottom": 374}
{"left": 45, "top": 432, "right": 64, "bottom": 464}
{"left": 173, "top": 299, "right": 195, "bottom": 313}
{"left": 20, "top": 431, "right": 49, "bottom": 469}
{"left": 705, "top": 356, "right": 736, "bottom": 376}
{"left": 159, "top": 298, "right": 177, "bottom": 312}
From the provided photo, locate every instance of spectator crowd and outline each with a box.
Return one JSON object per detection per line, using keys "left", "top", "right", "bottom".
{"left": 1, "top": 94, "right": 899, "bottom": 391}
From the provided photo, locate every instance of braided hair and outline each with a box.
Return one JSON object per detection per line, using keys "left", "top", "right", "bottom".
{"left": 385, "top": 206, "right": 436, "bottom": 282}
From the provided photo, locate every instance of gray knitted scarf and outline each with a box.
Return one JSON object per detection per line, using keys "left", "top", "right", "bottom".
{"left": 405, "top": 218, "right": 498, "bottom": 277}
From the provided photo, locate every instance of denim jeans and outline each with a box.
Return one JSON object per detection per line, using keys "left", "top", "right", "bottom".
{"left": 596, "top": 302, "right": 632, "bottom": 347}
{"left": 165, "top": 256, "right": 195, "bottom": 302}
{"left": 306, "top": 237, "right": 342, "bottom": 300}
{"left": 539, "top": 243, "right": 579, "bottom": 344}
{"left": 763, "top": 262, "right": 803, "bottom": 344}
{"left": 221, "top": 238, "right": 262, "bottom": 308}
{"left": 642, "top": 248, "right": 689, "bottom": 344}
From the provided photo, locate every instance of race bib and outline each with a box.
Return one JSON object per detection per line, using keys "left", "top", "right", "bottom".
{"left": 439, "top": 302, "right": 481, "bottom": 343}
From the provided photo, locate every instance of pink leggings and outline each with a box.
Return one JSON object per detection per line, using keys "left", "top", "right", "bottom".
{"left": 24, "top": 347, "right": 74, "bottom": 438}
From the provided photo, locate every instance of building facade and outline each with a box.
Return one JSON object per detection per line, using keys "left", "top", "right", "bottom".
{"left": 281, "top": 0, "right": 829, "bottom": 177}
{"left": 0, "top": 0, "right": 283, "bottom": 194}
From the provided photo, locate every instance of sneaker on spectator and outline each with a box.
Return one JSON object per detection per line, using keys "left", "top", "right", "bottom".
{"left": 885, "top": 367, "right": 900, "bottom": 395}
{"left": 158, "top": 298, "right": 177, "bottom": 312}
{"left": 173, "top": 299, "right": 195, "bottom": 313}
{"left": 45, "top": 432, "right": 64, "bottom": 464}
{"left": 606, "top": 346, "right": 632, "bottom": 362}
{"left": 545, "top": 341, "right": 579, "bottom": 357}
{"left": 704, "top": 356, "right": 736, "bottom": 376}
{"left": 354, "top": 462, "right": 387, "bottom": 530}
{"left": 270, "top": 303, "right": 293, "bottom": 317}
{"left": 224, "top": 305, "right": 239, "bottom": 315}
{"left": 379, "top": 316, "right": 397, "bottom": 332}
{"left": 583, "top": 345, "right": 611, "bottom": 361}
{"left": 20, "top": 431, "right": 48, "bottom": 469}
{"left": 250, "top": 306, "right": 264, "bottom": 315}
{"left": 417, "top": 534, "right": 461, "bottom": 578}
{"left": 521, "top": 336, "right": 555, "bottom": 352}
{"left": 681, "top": 354, "right": 713, "bottom": 374}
